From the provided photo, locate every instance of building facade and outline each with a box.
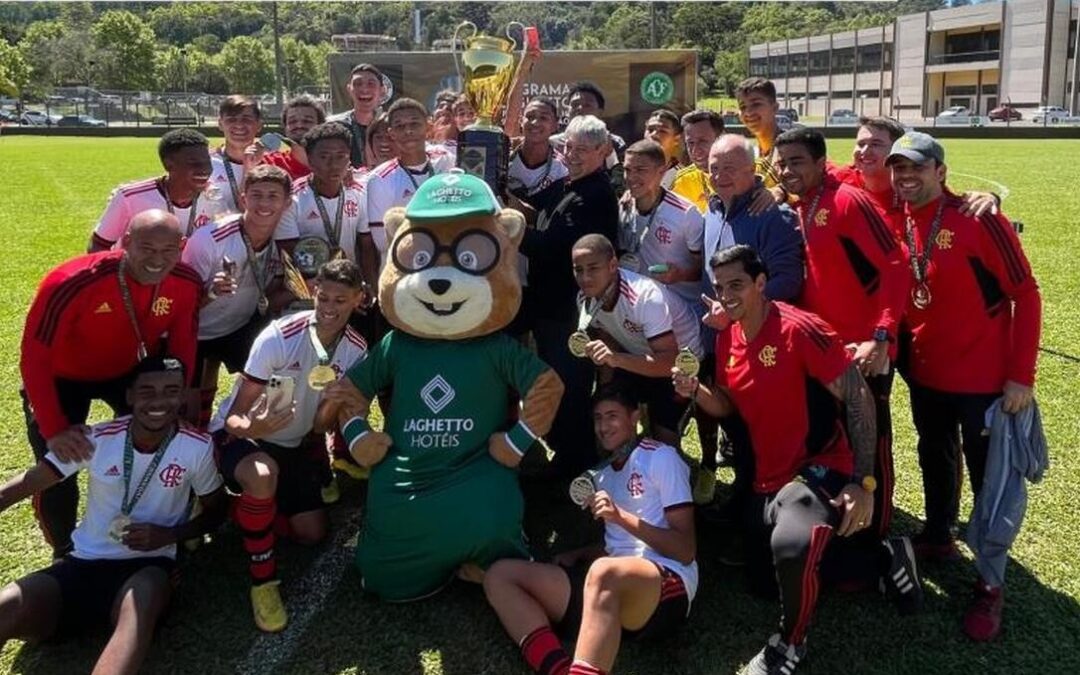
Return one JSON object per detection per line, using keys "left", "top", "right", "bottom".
{"left": 749, "top": 0, "right": 1079, "bottom": 119}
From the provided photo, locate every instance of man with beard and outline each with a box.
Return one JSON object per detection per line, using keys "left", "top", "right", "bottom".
{"left": 89, "top": 129, "right": 223, "bottom": 251}
{"left": 21, "top": 210, "right": 202, "bottom": 559}
{"left": 0, "top": 357, "right": 225, "bottom": 675}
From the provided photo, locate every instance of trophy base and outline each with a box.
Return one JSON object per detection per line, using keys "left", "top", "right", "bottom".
{"left": 457, "top": 128, "right": 509, "bottom": 196}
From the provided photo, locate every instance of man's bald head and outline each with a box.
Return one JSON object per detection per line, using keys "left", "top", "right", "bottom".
{"left": 122, "top": 209, "right": 183, "bottom": 285}
{"left": 708, "top": 134, "right": 758, "bottom": 204}
{"left": 126, "top": 209, "right": 182, "bottom": 241}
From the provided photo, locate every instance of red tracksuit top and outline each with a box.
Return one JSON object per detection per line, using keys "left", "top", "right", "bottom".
{"left": 21, "top": 250, "right": 201, "bottom": 439}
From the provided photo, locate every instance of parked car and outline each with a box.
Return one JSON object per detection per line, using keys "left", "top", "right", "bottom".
{"left": 778, "top": 107, "right": 800, "bottom": 122}
{"left": 988, "top": 105, "right": 1022, "bottom": 121}
{"left": 1031, "top": 106, "right": 1072, "bottom": 123}
{"left": 937, "top": 106, "right": 969, "bottom": 118}
{"left": 19, "top": 110, "right": 59, "bottom": 126}
{"left": 827, "top": 109, "right": 858, "bottom": 125}
{"left": 57, "top": 114, "right": 107, "bottom": 128}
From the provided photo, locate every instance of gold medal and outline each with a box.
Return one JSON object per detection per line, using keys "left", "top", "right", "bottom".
{"left": 568, "top": 473, "right": 597, "bottom": 506}
{"left": 567, "top": 331, "right": 590, "bottom": 358}
{"left": 674, "top": 348, "right": 700, "bottom": 378}
{"left": 308, "top": 364, "right": 337, "bottom": 390}
{"left": 108, "top": 514, "right": 131, "bottom": 543}
{"left": 912, "top": 283, "right": 931, "bottom": 310}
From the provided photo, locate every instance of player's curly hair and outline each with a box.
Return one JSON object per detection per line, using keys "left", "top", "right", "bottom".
{"left": 301, "top": 121, "right": 353, "bottom": 154}
{"left": 157, "top": 128, "right": 209, "bottom": 163}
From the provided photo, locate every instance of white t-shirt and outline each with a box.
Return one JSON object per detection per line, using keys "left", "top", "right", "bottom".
{"left": 508, "top": 147, "right": 569, "bottom": 197}
{"left": 211, "top": 310, "right": 368, "bottom": 448}
{"left": 578, "top": 269, "right": 703, "bottom": 359}
{"left": 617, "top": 190, "right": 705, "bottom": 306}
{"left": 276, "top": 177, "right": 369, "bottom": 263}
{"left": 208, "top": 151, "right": 246, "bottom": 215}
{"left": 44, "top": 417, "right": 222, "bottom": 561}
{"left": 661, "top": 165, "right": 679, "bottom": 190}
{"left": 594, "top": 437, "right": 698, "bottom": 604}
{"left": 182, "top": 215, "right": 284, "bottom": 340}
{"left": 93, "top": 177, "right": 228, "bottom": 246}
{"left": 366, "top": 148, "right": 456, "bottom": 261}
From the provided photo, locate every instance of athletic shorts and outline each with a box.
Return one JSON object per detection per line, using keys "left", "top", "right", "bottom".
{"left": 196, "top": 312, "right": 269, "bottom": 375}
{"left": 38, "top": 554, "right": 175, "bottom": 638}
{"left": 555, "top": 559, "right": 689, "bottom": 641}
{"left": 215, "top": 433, "right": 325, "bottom": 516}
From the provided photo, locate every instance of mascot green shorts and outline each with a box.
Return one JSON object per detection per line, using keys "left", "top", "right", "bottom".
{"left": 356, "top": 456, "right": 529, "bottom": 601}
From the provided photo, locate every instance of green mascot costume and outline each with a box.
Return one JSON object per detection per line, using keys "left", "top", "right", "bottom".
{"left": 339, "top": 170, "right": 564, "bottom": 601}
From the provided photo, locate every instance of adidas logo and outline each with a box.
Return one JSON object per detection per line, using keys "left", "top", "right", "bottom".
{"left": 105, "top": 465, "right": 120, "bottom": 477}
{"left": 94, "top": 302, "right": 112, "bottom": 314}
{"left": 288, "top": 361, "right": 302, "bottom": 370}
{"left": 403, "top": 189, "right": 414, "bottom": 199}
{"left": 307, "top": 210, "right": 320, "bottom": 220}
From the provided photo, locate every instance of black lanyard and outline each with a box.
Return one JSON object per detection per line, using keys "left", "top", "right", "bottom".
{"left": 116, "top": 256, "right": 157, "bottom": 361}
{"left": 313, "top": 186, "right": 345, "bottom": 249}
{"left": 219, "top": 149, "right": 241, "bottom": 210}
{"left": 121, "top": 426, "right": 175, "bottom": 516}
{"left": 158, "top": 177, "right": 200, "bottom": 236}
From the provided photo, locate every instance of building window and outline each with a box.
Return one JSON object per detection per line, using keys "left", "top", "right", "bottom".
{"left": 769, "top": 54, "right": 788, "bottom": 78}
{"left": 857, "top": 44, "right": 883, "bottom": 73}
{"left": 750, "top": 57, "right": 768, "bottom": 77}
{"left": 832, "top": 47, "right": 855, "bottom": 71}
{"left": 937, "top": 29, "right": 1001, "bottom": 64}
{"left": 981, "top": 84, "right": 998, "bottom": 95}
{"left": 809, "top": 50, "right": 831, "bottom": 76}
{"left": 945, "top": 85, "right": 978, "bottom": 96}
{"left": 832, "top": 90, "right": 854, "bottom": 99}
{"left": 789, "top": 52, "right": 808, "bottom": 76}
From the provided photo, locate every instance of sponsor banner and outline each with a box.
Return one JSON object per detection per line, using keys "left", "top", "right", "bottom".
{"left": 328, "top": 49, "right": 697, "bottom": 142}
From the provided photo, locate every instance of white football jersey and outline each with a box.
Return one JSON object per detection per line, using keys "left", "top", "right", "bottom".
{"left": 208, "top": 150, "right": 246, "bottom": 214}
{"left": 617, "top": 190, "right": 705, "bottom": 306}
{"left": 578, "top": 270, "right": 703, "bottom": 359}
{"left": 365, "top": 148, "right": 456, "bottom": 261}
{"left": 594, "top": 438, "right": 698, "bottom": 604}
{"left": 182, "top": 215, "right": 285, "bottom": 340}
{"left": 93, "top": 176, "right": 228, "bottom": 247}
{"left": 212, "top": 311, "right": 368, "bottom": 448}
{"left": 508, "top": 147, "right": 569, "bottom": 197}
{"left": 45, "top": 417, "right": 222, "bottom": 561}
{"left": 276, "top": 177, "right": 369, "bottom": 263}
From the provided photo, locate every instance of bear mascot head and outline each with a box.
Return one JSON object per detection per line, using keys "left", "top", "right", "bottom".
{"left": 379, "top": 169, "right": 526, "bottom": 339}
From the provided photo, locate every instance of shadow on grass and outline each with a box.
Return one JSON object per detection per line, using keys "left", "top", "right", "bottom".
{"left": 8, "top": 481, "right": 1080, "bottom": 674}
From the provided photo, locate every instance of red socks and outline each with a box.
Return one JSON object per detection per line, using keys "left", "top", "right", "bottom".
{"left": 520, "top": 626, "right": 570, "bottom": 675}
{"left": 569, "top": 661, "right": 607, "bottom": 675}
{"left": 235, "top": 493, "right": 276, "bottom": 583}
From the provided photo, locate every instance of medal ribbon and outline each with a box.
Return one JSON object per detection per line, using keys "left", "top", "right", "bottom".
{"left": 121, "top": 426, "right": 176, "bottom": 516}
{"left": 797, "top": 188, "right": 824, "bottom": 246}
{"left": 404, "top": 161, "right": 433, "bottom": 191}
{"left": 307, "top": 321, "right": 341, "bottom": 367}
{"left": 219, "top": 149, "right": 241, "bottom": 210}
{"left": 621, "top": 190, "right": 663, "bottom": 254}
{"left": 158, "top": 177, "right": 201, "bottom": 237}
{"left": 313, "top": 185, "right": 346, "bottom": 250}
{"left": 904, "top": 198, "right": 948, "bottom": 287}
{"left": 239, "top": 221, "right": 276, "bottom": 309}
{"left": 117, "top": 256, "right": 157, "bottom": 361}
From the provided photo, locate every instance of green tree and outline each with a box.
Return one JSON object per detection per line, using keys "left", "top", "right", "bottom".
{"left": 281, "top": 37, "right": 325, "bottom": 92}
{"left": 713, "top": 49, "right": 748, "bottom": 98}
{"left": 599, "top": 4, "right": 651, "bottom": 49}
{"left": 92, "top": 10, "right": 157, "bottom": 90}
{"left": 0, "top": 37, "right": 30, "bottom": 95}
{"left": 215, "top": 35, "right": 274, "bottom": 94}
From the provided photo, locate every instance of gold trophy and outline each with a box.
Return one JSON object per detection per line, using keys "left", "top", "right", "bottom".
{"left": 452, "top": 21, "right": 527, "bottom": 195}
{"left": 283, "top": 237, "right": 333, "bottom": 312}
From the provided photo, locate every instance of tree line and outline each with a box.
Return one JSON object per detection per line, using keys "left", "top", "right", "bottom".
{"left": 0, "top": 1, "right": 946, "bottom": 100}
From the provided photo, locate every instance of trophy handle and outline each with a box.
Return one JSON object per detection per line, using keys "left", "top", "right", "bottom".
{"left": 505, "top": 21, "right": 525, "bottom": 57}
{"left": 451, "top": 21, "right": 477, "bottom": 84}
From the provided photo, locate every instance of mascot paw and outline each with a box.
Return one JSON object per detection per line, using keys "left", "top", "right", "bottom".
{"left": 351, "top": 432, "right": 392, "bottom": 468}
{"left": 488, "top": 433, "right": 524, "bottom": 469}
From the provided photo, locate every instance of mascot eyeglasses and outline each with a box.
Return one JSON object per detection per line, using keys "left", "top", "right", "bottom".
{"left": 391, "top": 227, "right": 501, "bottom": 276}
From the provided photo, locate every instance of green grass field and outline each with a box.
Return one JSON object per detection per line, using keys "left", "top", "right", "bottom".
{"left": 0, "top": 136, "right": 1078, "bottom": 674}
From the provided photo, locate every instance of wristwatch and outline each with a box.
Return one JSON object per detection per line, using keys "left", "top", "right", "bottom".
{"left": 872, "top": 327, "right": 890, "bottom": 343}
{"left": 856, "top": 475, "right": 878, "bottom": 493}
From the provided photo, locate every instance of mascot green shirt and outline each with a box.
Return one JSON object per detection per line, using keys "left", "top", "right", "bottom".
{"left": 340, "top": 171, "right": 564, "bottom": 601}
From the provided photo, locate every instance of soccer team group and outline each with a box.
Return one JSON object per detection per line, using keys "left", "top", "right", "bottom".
{"left": 0, "top": 55, "right": 1042, "bottom": 675}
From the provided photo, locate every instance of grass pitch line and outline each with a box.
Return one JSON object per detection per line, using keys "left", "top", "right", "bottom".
{"left": 236, "top": 504, "right": 363, "bottom": 675}
{"left": 948, "top": 171, "right": 1011, "bottom": 201}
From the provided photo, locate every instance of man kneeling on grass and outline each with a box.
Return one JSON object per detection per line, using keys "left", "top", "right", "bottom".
{"left": 483, "top": 385, "right": 697, "bottom": 675}
{"left": 0, "top": 357, "right": 225, "bottom": 675}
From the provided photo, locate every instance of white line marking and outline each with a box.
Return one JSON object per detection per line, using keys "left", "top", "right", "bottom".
{"left": 236, "top": 505, "right": 363, "bottom": 675}
{"left": 949, "top": 171, "right": 1010, "bottom": 201}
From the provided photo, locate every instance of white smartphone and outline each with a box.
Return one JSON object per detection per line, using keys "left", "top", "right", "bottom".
{"left": 266, "top": 375, "right": 295, "bottom": 413}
